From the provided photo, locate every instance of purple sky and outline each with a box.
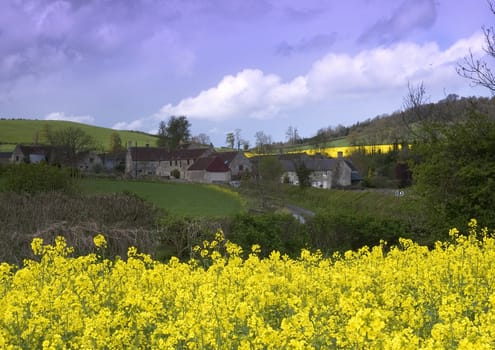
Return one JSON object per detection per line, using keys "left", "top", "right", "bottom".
{"left": 0, "top": 0, "right": 492, "bottom": 146}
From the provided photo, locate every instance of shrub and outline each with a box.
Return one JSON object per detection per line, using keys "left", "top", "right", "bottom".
{"left": 227, "top": 212, "right": 308, "bottom": 258}
{"left": 4, "top": 163, "right": 74, "bottom": 194}
{"left": 171, "top": 168, "right": 180, "bottom": 179}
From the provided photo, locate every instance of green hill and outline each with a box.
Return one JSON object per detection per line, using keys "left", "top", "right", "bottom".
{"left": 0, "top": 119, "right": 158, "bottom": 152}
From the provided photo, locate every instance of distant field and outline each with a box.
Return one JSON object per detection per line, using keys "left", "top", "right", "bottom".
{"left": 0, "top": 119, "right": 158, "bottom": 152}
{"left": 80, "top": 179, "right": 244, "bottom": 217}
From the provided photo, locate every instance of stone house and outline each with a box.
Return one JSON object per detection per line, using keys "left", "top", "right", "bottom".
{"left": 76, "top": 151, "right": 103, "bottom": 172}
{"left": 267, "top": 152, "right": 361, "bottom": 189}
{"left": 186, "top": 155, "right": 231, "bottom": 183}
{"left": 98, "top": 151, "right": 127, "bottom": 172}
{"left": 11, "top": 145, "right": 55, "bottom": 164}
{"left": 125, "top": 146, "right": 213, "bottom": 178}
{"left": 214, "top": 151, "right": 252, "bottom": 179}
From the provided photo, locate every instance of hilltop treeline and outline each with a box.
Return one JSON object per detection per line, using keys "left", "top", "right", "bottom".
{"left": 303, "top": 95, "right": 495, "bottom": 146}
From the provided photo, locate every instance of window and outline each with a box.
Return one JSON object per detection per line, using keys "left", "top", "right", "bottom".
{"left": 239, "top": 165, "right": 244, "bottom": 171}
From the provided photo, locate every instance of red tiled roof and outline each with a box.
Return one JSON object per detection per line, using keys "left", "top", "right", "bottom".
{"left": 215, "top": 151, "right": 239, "bottom": 164}
{"left": 188, "top": 156, "right": 229, "bottom": 172}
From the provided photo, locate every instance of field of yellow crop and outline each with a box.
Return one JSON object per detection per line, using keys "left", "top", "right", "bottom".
{"left": 1, "top": 220, "right": 494, "bottom": 349}
{"left": 245, "top": 144, "right": 407, "bottom": 158}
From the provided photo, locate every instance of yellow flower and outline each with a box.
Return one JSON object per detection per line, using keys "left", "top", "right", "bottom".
{"left": 93, "top": 234, "right": 107, "bottom": 249}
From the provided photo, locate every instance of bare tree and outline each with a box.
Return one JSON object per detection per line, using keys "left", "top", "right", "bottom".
{"left": 457, "top": 1, "right": 495, "bottom": 93}
{"left": 400, "top": 82, "right": 435, "bottom": 141}
{"left": 234, "top": 128, "right": 242, "bottom": 150}
{"left": 254, "top": 131, "right": 272, "bottom": 154}
{"left": 225, "top": 132, "right": 235, "bottom": 149}
{"left": 191, "top": 133, "right": 211, "bottom": 145}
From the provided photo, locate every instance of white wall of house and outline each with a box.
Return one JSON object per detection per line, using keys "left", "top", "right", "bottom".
{"left": 206, "top": 172, "right": 231, "bottom": 183}
{"left": 187, "top": 170, "right": 206, "bottom": 182}
{"left": 310, "top": 171, "right": 332, "bottom": 189}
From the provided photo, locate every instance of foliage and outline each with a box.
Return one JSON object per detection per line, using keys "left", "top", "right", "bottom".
{"left": 3, "top": 163, "right": 74, "bottom": 194}
{"left": 258, "top": 156, "right": 283, "bottom": 183}
{"left": 156, "top": 216, "right": 222, "bottom": 260}
{"left": 1, "top": 222, "right": 495, "bottom": 348}
{"left": 305, "top": 213, "right": 411, "bottom": 253}
{"left": 157, "top": 116, "right": 191, "bottom": 150}
{"left": 294, "top": 162, "right": 312, "bottom": 188}
{"left": 228, "top": 213, "right": 308, "bottom": 258}
{"left": 109, "top": 132, "right": 124, "bottom": 153}
{"left": 412, "top": 113, "right": 495, "bottom": 234}
{"left": 170, "top": 168, "right": 180, "bottom": 179}
{"left": 48, "top": 126, "right": 95, "bottom": 151}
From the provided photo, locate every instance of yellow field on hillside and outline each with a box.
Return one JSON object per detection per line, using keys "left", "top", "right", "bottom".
{"left": 245, "top": 144, "right": 408, "bottom": 158}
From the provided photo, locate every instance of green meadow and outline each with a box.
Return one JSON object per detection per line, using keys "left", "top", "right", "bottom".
{"left": 80, "top": 179, "right": 244, "bottom": 217}
{"left": 0, "top": 119, "right": 158, "bottom": 152}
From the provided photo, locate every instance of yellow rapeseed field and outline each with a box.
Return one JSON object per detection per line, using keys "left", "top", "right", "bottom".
{"left": 1, "top": 220, "right": 494, "bottom": 349}
{"left": 244, "top": 144, "right": 406, "bottom": 158}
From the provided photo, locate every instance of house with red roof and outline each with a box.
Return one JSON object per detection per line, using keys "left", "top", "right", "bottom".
{"left": 214, "top": 151, "right": 252, "bottom": 179}
{"left": 186, "top": 155, "right": 231, "bottom": 183}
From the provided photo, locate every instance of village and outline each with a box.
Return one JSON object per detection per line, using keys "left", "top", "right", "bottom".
{"left": 1, "top": 142, "right": 362, "bottom": 189}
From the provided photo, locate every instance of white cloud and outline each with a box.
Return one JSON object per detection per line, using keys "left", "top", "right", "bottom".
{"left": 307, "top": 32, "right": 485, "bottom": 96}
{"left": 155, "top": 69, "right": 309, "bottom": 121}
{"left": 126, "top": 32, "right": 485, "bottom": 126}
{"left": 44, "top": 111, "right": 94, "bottom": 124}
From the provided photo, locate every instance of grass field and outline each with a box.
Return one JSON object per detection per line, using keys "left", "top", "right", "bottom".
{"left": 0, "top": 119, "right": 158, "bottom": 152}
{"left": 80, "top": 179, "right": 244, "bottom": 217}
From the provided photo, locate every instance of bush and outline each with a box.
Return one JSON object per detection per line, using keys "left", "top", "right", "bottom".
{"left": 4, "top": 163, "right": 74, "bottom": 194}
{"left": 305, "top": 213, "right": 412, "bottom": 253}
{"left": 227, "top": 213, "right": 308, "bottom": 258}
{"left": 171, "top": 169, "right": 180, "bottom": 179}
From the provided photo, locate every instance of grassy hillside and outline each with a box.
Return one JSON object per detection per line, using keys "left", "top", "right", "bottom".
{"left": 0, "top": 119, "right": 158, "bottom": 152}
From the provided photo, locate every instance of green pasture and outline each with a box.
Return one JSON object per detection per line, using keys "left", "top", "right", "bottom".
{"left": 282, "top": 186, "right": 420, "bottom": 220}
{"left": 0, "top": 120, "right": 158, "bottom": 152}
{"left": 80, "top": 179, "right": 244, "bottom": 217}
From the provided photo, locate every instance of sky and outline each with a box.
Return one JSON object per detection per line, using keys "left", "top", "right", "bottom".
{"left": 0, "top": 0, "right": 493, "bottom": 147}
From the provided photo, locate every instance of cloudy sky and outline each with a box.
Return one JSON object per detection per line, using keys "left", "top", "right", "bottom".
{"left": 0, "top": 0, "right": 492, "bottom": 146}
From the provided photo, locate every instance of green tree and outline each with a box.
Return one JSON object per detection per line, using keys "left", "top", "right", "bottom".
{"left": 412, "top": 113, "right": 495, "bottom": 233}
{"left": 295, "top": 162, "right": 312, "bottom": 188}
{"left": 157, "top": 116, "right": 191, "bottom": 150}
{"left": 49, "top": 127, "right": 95, "bottom": 168}
{"left": 109, "top": 132, "right": 124, "bottom": 153}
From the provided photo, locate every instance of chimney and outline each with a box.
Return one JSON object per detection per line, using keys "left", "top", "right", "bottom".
{"left": 337, "top": 151, "right": 343, "bottom": 159}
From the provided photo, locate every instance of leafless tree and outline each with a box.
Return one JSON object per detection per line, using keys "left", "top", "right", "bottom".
{"left": 457, "top": 0, "right": 495, "bottom": 94}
